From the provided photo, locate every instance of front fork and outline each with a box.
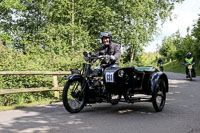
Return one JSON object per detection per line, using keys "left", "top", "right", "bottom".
{"left": 188, "top": 69, "right": 192, "bottom": 78}
{"left": 80, "top": 64, "right": 91, "bottom": 95}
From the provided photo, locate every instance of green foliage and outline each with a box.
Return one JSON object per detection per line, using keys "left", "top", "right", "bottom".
{"left": 191, "top": 16, "right": 200, "bottom": 63}
{"left": 108, "top": 0, "right": 184, "bottom": 62}
{"left": 158, "top": 14, "right": 200, "bottom": 66}
{"left": 0, "top": 44, "right": 85, "bottom": 106}
{"left": 159, "top": 36, "right": 177, "bottom": 61}
{"left": 140, "top": 52, "right": 160, "bottom": 67}
{"left": 0, "top": 91, "right": 56, "bottom": 106}
{"left": 0, "top": 0, "right": 184, "bottom": 61}
{"left": 0, "top": 95, "right": 59, "bottom": 111}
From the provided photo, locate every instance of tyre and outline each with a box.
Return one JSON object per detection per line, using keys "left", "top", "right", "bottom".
{"left": 62, "top": 78, "right": 85, "bottom": 113}
{"left": 152, "top": 79, "right": 166, "bottom": 112}
{"left": 189, "top": 69, "right": 192, "bottom": 81}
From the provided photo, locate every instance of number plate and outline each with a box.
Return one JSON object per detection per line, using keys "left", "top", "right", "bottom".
{"left": 105, "top": 72, "right": 114, "bottom": 83}
{"left": 188, "top": 65, "right": 192, "bottom": 69}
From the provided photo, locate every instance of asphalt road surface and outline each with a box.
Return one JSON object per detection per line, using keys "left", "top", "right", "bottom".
{"left": 0, "top": 72, "right": 200, "bottom": 133}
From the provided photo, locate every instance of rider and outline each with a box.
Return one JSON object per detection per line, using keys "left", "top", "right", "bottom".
{"left": 157, "top": 57, "right": 163, "bottom": 67}
{"left": 96, "top": 31, "right": 121, "bottom": 67}
{"left": 157, "top": 57, "right": 164, "bottom": 71}
{"left": 184, "top": 52, "right": 196, "bottom": 77}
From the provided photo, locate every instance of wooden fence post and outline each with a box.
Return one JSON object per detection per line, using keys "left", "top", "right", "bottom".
{"left": 53, "top": 76, "right": 58, "bottom": 88}
{"left": 53, "top": 76, "right": 59, "bottom": 98}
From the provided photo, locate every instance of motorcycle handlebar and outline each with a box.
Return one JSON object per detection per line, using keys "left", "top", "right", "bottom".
{"left": 98, "top": 55, "right": 109, "bottom": 59}
{"left": 183, "top": 63, "right": 195, "bottom": 66}
{"left": 83, "top": 55, "right": 108, "bottom": 63}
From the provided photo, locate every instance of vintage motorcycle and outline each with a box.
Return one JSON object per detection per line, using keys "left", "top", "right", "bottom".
{"left": 62, "top": 51, "right": 169, "bottom": 113}
{"left": 184, "top": 63, "right": 195, "bottom": 81}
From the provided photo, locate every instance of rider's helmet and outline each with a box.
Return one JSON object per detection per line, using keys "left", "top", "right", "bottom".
{"left": 100, "top": 31, "right": 112, "bottom": 43}
{"left": 187, "top": 52, "right": 192, "bottom": 58}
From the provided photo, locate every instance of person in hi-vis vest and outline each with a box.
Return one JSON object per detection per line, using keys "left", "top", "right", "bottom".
{"left": 184, "top": 52, "right": 196, "bottom": 77}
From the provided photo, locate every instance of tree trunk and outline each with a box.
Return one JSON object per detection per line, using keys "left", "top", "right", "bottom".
{"left": 130, "top": 47, "right": 134, "bottom": 63}
{"left": 71, "top": 0, "right": 74, "bottom": 50}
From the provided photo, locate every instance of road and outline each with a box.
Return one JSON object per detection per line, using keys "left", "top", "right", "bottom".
{"left": 0, "top": 72, "right": 200, "bottom": 133}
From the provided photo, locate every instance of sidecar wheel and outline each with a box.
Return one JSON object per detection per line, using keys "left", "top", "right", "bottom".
{"left": 62, "top": 79, "right": 85, "bottom": 113}
{"left": 152, "top": 79, "right": 166, "bottom": 112}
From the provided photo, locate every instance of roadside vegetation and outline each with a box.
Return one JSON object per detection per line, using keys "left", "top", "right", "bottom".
{"left": 163, "top": 60, "right": 200, "bottom": 76}
{"left": 157, "top": 19, "right": 200, "bottom": 69}
{"left": 0, "top": 97, "right": 59, "bottom": 111}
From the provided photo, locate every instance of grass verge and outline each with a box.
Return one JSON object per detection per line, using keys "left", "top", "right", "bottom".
{"left": 164, "top": 60, "right": 200, "bottom": 76}
{"left": 0, "top": 98, "right": 60, "bottom": 112}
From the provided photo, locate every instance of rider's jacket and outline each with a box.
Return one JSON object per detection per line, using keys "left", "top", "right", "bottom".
{"left": 96, "top": 42, "right": 121, "bottom": 65}
{"left": 184, "top": 57, "right": 195, "bottom": 64}
{"left": 157, "top": 58, "right": 163, "bottom": 65}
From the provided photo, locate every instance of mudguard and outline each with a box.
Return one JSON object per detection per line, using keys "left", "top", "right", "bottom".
{"left": 151, "top": 72, "right": 169, "bottom": 92}
{"left": 66, "top": 74, "right": 83, "bottom": 81}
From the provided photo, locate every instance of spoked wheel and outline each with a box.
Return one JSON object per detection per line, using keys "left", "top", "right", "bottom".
{"left": 110, "top": 94, "right": 121, "bottom": 105}
{"left": 152, "top": 79, "right": 166, "bottom": 112}
{"left": 62, "top": 78, "right": 85, "bottom": 113}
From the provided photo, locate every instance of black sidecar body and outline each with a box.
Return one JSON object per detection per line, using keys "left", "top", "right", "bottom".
{"left": 104, "top": 66, "right": 168, "bottom": 96}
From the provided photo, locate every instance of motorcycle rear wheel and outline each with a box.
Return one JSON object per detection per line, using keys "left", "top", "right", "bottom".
{"left": 152, "top": 79, "right": 166, "bottom": 112}
{"left": 62, "top": 78, "right": 85, "bottom": 113}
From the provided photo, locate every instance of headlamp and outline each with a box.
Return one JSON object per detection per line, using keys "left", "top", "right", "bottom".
{"left": 118, "top": 70, "right": 124, "bottom": 77}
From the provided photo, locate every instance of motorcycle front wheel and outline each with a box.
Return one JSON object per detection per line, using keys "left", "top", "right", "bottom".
{"left": 189, "top": 69, "right": 192, "bottom": 81}
{"left": 62, "top": 78, "right": 85, "bottom": 113}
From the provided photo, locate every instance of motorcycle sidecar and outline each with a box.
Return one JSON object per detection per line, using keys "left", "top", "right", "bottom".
{"left": 103, "top": 66, "right": 169, "bottom": 112}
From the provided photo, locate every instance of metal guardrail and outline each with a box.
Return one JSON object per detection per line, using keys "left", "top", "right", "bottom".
{"left": 0, "top": 71, "right": 71, "bottom": 96}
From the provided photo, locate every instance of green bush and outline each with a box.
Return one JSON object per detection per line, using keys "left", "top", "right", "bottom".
{"left": 0, "top": 45, "right": 85, "bottom": 106}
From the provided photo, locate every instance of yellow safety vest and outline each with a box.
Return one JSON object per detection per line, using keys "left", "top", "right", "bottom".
{"left": 185, "top": 57, "right": 193, "bottom": 63}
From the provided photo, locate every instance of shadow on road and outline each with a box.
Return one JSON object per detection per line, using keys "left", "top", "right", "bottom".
{"left": 0, "top": 101, "right": 167, "bottom": 133}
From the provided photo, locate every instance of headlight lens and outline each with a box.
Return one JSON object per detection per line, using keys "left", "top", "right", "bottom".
{"left": 118, "top": 70, "right": 124, "bottom": 77}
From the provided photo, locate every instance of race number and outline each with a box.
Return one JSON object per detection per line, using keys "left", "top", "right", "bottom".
{"left": 105, "top": 72, "right": 114, "bottom": 83}
{"left": 188, "top": 65, "right": 192, "bottom": 69}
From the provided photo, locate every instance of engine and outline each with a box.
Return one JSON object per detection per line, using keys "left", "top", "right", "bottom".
{"left": 91, "top": 78, "right": 103, "bottom": 88}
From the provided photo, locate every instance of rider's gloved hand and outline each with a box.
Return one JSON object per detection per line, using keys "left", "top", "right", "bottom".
{"left": 104, "top": 55, "right": 111, "bottom": 64}
{"left": 110, "top": 55, "right": 115, "bottom": 61}
{"left": 105, "top": 55, "right": 110, "bottom": 59}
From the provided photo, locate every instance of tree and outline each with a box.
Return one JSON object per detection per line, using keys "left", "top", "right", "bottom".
{"left": 104, "top": 0, "right": 184, "bottom": 63}
{"left": 191, "top": 15, "right": 200, "bottom": 63}
{"left": 0, "top": 0, "right": 185, "bottom": 61}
